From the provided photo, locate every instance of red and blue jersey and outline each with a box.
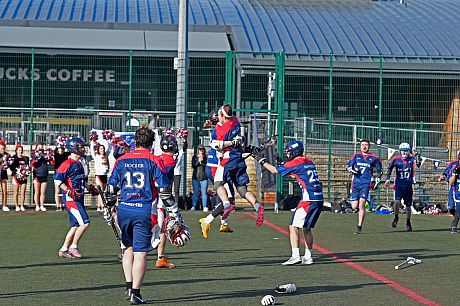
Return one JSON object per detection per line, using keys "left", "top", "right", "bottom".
{"left": 214, "top": 117, "right": 243, "bottom": 169}
{"left": 444, "top": 160, "right": 460, "bottom": 179}
{"left": 108, "top": 148, "right": 169, "bottom": 212}
{"left": 54, "top": 158, "right": 86, "bottom": 201}
{"left": 277, "top": 156, "right": 323, "bottom": 202}
{"left": 386, "top": 155, "right": 416, "bottom": 186}
{"left": 347, "top": 152, "right": 382, "bottom": 186}
{"left": 158, "top": 153, "right": 176, "bottom": 185}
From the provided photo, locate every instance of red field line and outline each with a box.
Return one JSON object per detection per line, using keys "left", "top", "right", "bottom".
{"left": 244, "top": 212, "right": 440, "bottom": 306}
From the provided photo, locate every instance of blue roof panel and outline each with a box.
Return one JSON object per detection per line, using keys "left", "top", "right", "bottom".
{"left": 0, "top": 0, "right": 459, "bottom": 57}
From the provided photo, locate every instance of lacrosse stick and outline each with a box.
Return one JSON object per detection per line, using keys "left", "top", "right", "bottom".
{"left": 394, "top": 256, "right": 422, "bottom": 270}
{"left": 244, "top": 134, "right": 278, "bottom": 160}
{"left": 97, "top": 186, "right": 124, "bottom": 262}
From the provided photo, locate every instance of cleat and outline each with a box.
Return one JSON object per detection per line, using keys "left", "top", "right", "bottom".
{"left": 155, "top": 256, "right": 175, "bottom": 269}
{"left": 68, "top": 247, "right": 82, "bottom": 258}
{"left": 256, "top": 205, "right": 265, "bottom": 227}
{"left": 451, "top": 227, "right": 458, "bottom": 234}
{"left": 130, "top": 294, "right": 147, "bottom": 305}
{"left": 2, "top": 206, "right": 9, "bottom": 212}
{"left": 391, "top": 216, "right": 399, "bottom": 228}
{"left": 219, "top": 225, "right": 233, "bottom": 233}
{"left": 125, "top": 289, "right": 132, "bottom": 300}
{"left": 221, "top": 204, "right": 236, "bottom": 220}
{"left": 406, "top": 220, "right": 412, "bottom": 232}
{"left": 353, "top": 226, "right": 362, "bottom": 234}
{"left": 301, "top": 256, "right": 314, "bottom": 265}
{"left": 58, "top": 251, "right": 74, "bottom": 259}
{"left": 199, "top": 218, "right": 211, "bottom": 239}
{"left": 282, "top": 256, "right": 302, "bottom": 266}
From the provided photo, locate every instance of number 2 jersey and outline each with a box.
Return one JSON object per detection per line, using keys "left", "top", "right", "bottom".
{"left": 108, "top": 148, "right": 170, "bottom": 213}
{"left": 347, "top": 152, "right": 382, "bottom": 187}
{"left": 277, "top": 156, "right": 323, "bottom": 202}
{"left": 386, "top": 155, "right": 417, "bottom": 186}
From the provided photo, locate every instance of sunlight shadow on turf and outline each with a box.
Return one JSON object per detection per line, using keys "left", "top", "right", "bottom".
{"left": 0, "top": 257, "right": 120, "bottom": 270}
{"left": 381, "top": 228, "right": 450, "bottom": 233}
{"left": 0, "top": 277, "right": 256, "bottom": 299}
{"left": 174, "top": 258, "right": 284, "bottom": 269}
{"left": 152, "top": 283, "right": 381, "bottom": 304}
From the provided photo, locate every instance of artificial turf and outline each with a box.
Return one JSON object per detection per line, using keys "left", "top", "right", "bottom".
{"left": 0, "top": 209, "right": 458, "bottom": 305}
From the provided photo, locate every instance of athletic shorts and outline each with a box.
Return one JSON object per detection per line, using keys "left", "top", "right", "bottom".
{"left": 290, "top": 200, "right": 323, "bottom": 229}
{"left": 118, "top": 207, "right": 153, "bottom": 253}
{"left": 12, "top": 176, "right": 27, "bottom": 185}
{"left": 393, "top": 185, "right": 413, "bottom": 206}
{"left": 215, "top": 165, "right": 249, "bottom": 188}
{"left": 0, "top": 170, "right": 7, "bottom": 180}
{"left": 95, "top": 175, "right": 108, "bottom": 185}
{"left": 350, "top": 183, "right": 370, "bottom": 202}
{"left": 34, "top": 176, "right": 48, "bottom": 183}
{"left": 64, "top": 200, "right": 90, "bottom": 227}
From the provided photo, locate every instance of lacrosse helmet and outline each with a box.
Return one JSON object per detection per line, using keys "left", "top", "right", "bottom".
{"left": 66, "top": 137, "right": 86, "bottom": 155}
{"left": 160, "top": 135, "right": 179, "bottom": 154}
{"left": 284, "top": 140, "right": 304, "bottom": 161}
{"left": 399, "top": 143, "right": 411, "bottom": 152}
{"left": 209, "top": 109, "right": 219, "bottom": 125}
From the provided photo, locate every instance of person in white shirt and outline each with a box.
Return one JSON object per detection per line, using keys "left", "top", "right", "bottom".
{"left": 90, "top": 141, "right": 110, "bottom": 211}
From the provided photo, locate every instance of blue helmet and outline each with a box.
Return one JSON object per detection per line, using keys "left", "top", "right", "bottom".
{"left": 284, "top": 140, "right": 304, "bottom": 160}
{"left": 66, "top": 137, "right": 86, "bottom": 155}
{"left": 398, "top": 142, "right": 411, "bottom": 151}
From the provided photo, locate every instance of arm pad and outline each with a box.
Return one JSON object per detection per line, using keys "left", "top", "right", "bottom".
{"left": 159, "top": 187, "right": 175, "bottom": 208}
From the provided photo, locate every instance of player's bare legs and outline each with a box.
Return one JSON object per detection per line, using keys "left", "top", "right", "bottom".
{"left": 352, "top": 198, "right": 367, "bottom": 233}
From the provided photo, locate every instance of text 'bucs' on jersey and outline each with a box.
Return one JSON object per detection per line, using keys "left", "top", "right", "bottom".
{"left": 277, "top": 156, "right": 323, "bottom": 202}
{"left": 213, "top": 117, "right": 243, "bottom": 170}
{"left": 55, "top": 158, "right": 86, "bottom": 203}
{"left": 347, "top": 153, "right": 382, "bottom": 186}
{"left": 108, "top": 148, "right": 170, "bottom": 213}
{"left": 386, "top": 155, "right": 416, "bottom": 186}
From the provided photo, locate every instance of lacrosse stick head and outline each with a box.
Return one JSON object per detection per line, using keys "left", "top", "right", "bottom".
{"left": 163, "top": 216, "right": 191, "bottom": 247}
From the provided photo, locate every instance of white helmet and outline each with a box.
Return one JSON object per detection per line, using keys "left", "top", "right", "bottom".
{"left": 399, "top": 143, "right": 411, "bottom": 151}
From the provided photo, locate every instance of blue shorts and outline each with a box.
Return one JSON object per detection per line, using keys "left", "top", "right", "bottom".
{"left": 65, "top": 200, "right": 90, "bottom": 227}
{"left": 218, "top": 166, "right": 249, "bottom": 188}
{"left": 350, "top": 184, "right": 370, "bottom": 202}
{"left": 394, "top": 185, "right": 413, "bottom": 206}
{"left": 290, "top": 201, "right": 323, "bottom": 229}
{"left": 118, "top": 207, "right": 153, "bottom": 253}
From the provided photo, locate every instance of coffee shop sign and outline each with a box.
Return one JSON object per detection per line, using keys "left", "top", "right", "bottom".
{"left": 0, "top": 67, "right": 115, "bottom": 82}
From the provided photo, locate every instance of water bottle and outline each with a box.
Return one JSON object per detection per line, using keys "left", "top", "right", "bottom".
{"left": 274, "top": 202, "right": 279, "bottom": 213}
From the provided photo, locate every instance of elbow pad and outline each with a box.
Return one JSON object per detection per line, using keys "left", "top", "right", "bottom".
{"left": 159, "top": 187, "right": 175, "bottom": 208}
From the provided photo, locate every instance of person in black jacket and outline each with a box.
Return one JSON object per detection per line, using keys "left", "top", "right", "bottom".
{"left": 0, "top": 140, "right": 10, "bottom": 211}
{"left": 191, "top": 144, "right": 209, "bottom": 211}
{"left": 10, "top": 144, "right": 30, "bottom": 212}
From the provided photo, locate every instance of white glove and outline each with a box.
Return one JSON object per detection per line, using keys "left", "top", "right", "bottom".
{"left": 210, "top": 140, "right": 224, "bottom": 150}
{"left": 261, "top": 295, "right": 276, "bottom": 305}
{"left": 231, "top": 135, "right": 243, "bottom": 147}
{"left": 275, "top": 283, "right": 296, "bottom": 294}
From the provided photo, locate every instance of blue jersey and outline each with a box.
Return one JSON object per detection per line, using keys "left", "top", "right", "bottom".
{"left": 158, "top": 153, "right": 176, "bottom": 185}
{"left": 108, "top": 148, "right": 170, "bottom": 213}
{"left": 444, "top": 160, "right": 460, "bottom": 180}
{"left": 214, "top": 117, "right": 243, "bottom": 170}
{"left": 277, "top": 156, "right": 323, "bottom": 202}
{"left": 54, "top": 158, "right": 86, "bottom": 203}
{"left": 347, "top": 152, "right": 382, "bottom": 186}
{"left": 386, "top": 155, "right": 416, "bottom": 186}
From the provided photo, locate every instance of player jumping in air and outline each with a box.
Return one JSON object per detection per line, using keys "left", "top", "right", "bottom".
{"left": 346, "top": 139, "right": 382, "bottom": 234}
{"left": 252, "top": 140, "right": 323, "bottom": 265}
{"left": 384, "top": 143, "right": 420, "bottom": 231}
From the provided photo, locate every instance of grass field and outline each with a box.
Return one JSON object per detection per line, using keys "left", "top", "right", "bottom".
{"left": 0, "top": 209, "right": 458, "bottom": 305}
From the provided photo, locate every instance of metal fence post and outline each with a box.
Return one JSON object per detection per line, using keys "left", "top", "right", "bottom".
{"left": 327, "top": 52, "right": 333, "bottom": 203}
{"left": 128, "top": 50, "right": 133, "bottom": 132}
{"left": 275, "top": 52, "right": 285, "bottom": 205}
{"left": 29, "top": 48, "right": 35, "bottom": 206}
{"left": 377, "top": 53, "right": 383, "bottom": 205}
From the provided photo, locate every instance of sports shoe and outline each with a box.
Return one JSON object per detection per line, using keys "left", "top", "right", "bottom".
{"left": 282, "top": 256, "right": 302, "bottom": 266}
{"left": 58, "top": 250, "right": 74, "bottom": 258}
{"left": 20, "top": 206, "right": 25, "bottom": 212}
{"left": 256, "top": 205, "right": 265, "bottom": 227}
{"left": 406, "top": 220, "right": 412, "bottom": 232}
{"left": 155, "top": 256, "right": 175, "bottom": 269}
{"left": 353, "top": 226, "right": 362, "bottom": 234}
{"left": 190, "top": 207, "right": 196, "bottom": 211}
{"left": 219, "top": 225, "right": 233, "bottom": 232}
{"left": 124, "top": 289, "right": 132, "bottom": 300}
{"left": 391, "top": 216, "right": 399, "bottom": 228}
{"left": 35, "top": 206, "right": 40, "bottom": 212}
{"left": 130, "top": 294, "right": 147, "bottom": 305}
{"left": 2, "top": 206, "right": 9, "bottom": 212}
{"left": 40, "top": 206, "right": 47, "bottom": 212}
{"left": 451, "top": 227, "right": 458, "bottom": 234}
{"left": 301, "top": 256, "right": 314, "bottom": 265}
{"left": 203, "top": 207, "right": 209, "bottom": 212}
{"left": 221, "top": 204, "right": 236, "bottom": 220}
{"left": 15, "top": 207, "right": 20, "bottom": 212}
{"left": 199, "top": 218, "right": 211, "bottom": 239}
{"left": 68, "top": 247, "right": 82, "bottom": 258}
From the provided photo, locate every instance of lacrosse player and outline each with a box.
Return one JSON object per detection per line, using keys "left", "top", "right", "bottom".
{"left": 440, "top": 149, "right": 460, "bottom": 233}
{"left": 346, "top": 139, "right": 383, "bottom": 234}
{"left": 106, "top": 127, "right": 183, "bottom": 304}
{"left": 209, "top": 104, "right": 264, "bottom": 226}
{"left": 384, "top": 143, "right": 419, "bottom": 231}
{"left": 54, "top": 138, "right": 99, "bottom": 259}
{"left": 199, "top": 109, "right": 234, "bottom": 239}
{"left": 252, "top": 140, "right": 323, "bottom": 265}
